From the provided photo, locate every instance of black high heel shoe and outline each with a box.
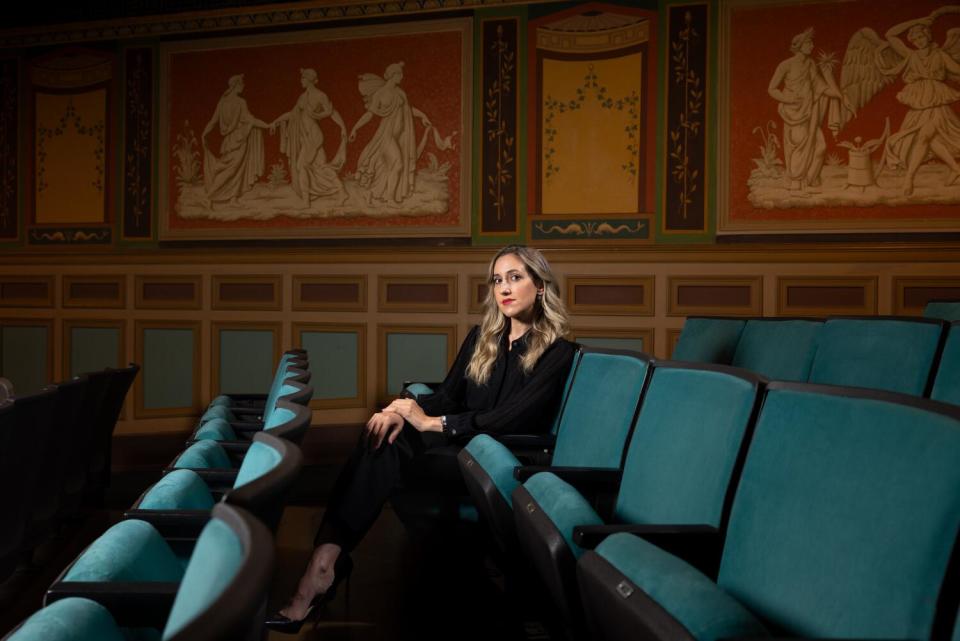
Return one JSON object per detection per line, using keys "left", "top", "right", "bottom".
{"left": 265, "top": 553, "right": 354, "bottom": 634}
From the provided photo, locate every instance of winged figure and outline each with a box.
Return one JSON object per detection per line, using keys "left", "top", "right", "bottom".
{"left": 839, "top": 6, "right": 960, "bottom": 194}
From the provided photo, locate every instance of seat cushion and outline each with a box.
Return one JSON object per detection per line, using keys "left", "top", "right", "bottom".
{"left": 200, "top": 405, "right": 234, "bottom": 422}
{"left": 463, "top": 434, "right": 522, "bottom": 504}
{"left": 595, "top": 533, "right": 767, "bottom": 641}
{"left": 524, "top": 472, "right": 603, "bottom": 559}
{"left": 233, "top": 440, "right": 282, "bottom": 489}
{"left": 672, "top": 319, "right": 745, "bottom": 364}
{"left": 6, "top": 598, "right": 125, "bottom": 641}
{"left": 174, "top": 440, "right": 232, "bottom": 470}
{"left": 194, "top": 418, "right": 237, "bottom": 441}
{"left": 64, "top": 520, "right": 185, "bottom": 583}
{"left": 138, "top": 470, "right": 214, "bottom": 511}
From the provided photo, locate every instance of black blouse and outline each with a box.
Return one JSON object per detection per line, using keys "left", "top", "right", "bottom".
{"left": 418, "top": 324, "right": 576, "bottom": 443}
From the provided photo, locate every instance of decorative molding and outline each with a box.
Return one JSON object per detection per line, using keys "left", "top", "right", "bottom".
{"left": 292, "top": 275, "right": 367, "bottom": 312}
{"left": 667, "top": 276, "right": 762, "bottom": 316}
{"left": 292, "top": 322, "right": 366, "bottom": 410}
{"left": 135, "top": 275, "right": 202, "bottom": 310}
{"left": 777, "top": 276, "right": 877, "bottom": 317}
{"left": 62, "top": 318, "right": 126, "bottom": 376}
{"left": 893, "top": 277, "right": 960, "bottom": 315}
{"left": 211, "top": 275, "right": 282, "bottom": 311}
{"left": 0, "top": 276, "right": 54, "bottom": 307}
{"left": 0, "top": 58, "right": 17, "bottom": 241}
{"left": 122, "top": 47, "right": 153, "bottom": 240}
{"left": 378, "top": 276, "right": 458, "bottom": 313}
{"left": 536, "top": 11, "right": 649, "bottom": 53}
{"left": 62, "top": 275, "right": 126, "bottom": 308}
{"left": 666, "top": 327, "right": 682, "bottom": 358}
{"left": 566, "top": 276, "right": 654, "bottom": 316}
{"left": 210, "top": 321, "right": 281, "bottom": 398}
{"left": 134, "top": 319, "right": 201, "bottom": 419}
{"left": 531, "top": 217, "right": 651, "bottom": 244}
{"left": 468, "top": 275, "right": 489, "bottom": 314}
{"left": 570, "top": 326, "right": 654, "bottom": 356}
{"left": 377, "top": 323, "right": 457, "bottom": 402}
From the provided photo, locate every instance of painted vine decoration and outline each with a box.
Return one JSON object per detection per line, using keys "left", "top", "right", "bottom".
{"left": 485, "top": 24, "right": 515, "bottom": 222}
{"left": 37, "top": 98, "right": 106, "bottom": 194}
{"left": 543, "top": 63, "right": 640, "bottom": 181}
{"left": 668, "top": 10, "right": 703, "bottom": 220}
{"left": 126, "top": 51, "right": 151, "bottom": 231}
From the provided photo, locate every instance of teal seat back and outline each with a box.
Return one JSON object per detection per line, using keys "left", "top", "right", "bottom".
{"left": 138, "top": 469, "right": 214, "bottom": 511}
{"left": 613, "top": 364, "right": 761, "bottom": 526}
{"left": 262, "top": 369, "right": 300, "bottom": 423}
{"left": 548, "top": 349, "right": 583, "bottom": 436}
{"left": 263, "top": 382, "right": 301, "bottom": 425}
{"left": 63, "top": 519, "right": 186, "bottom": 583}
{"left": 924, "top": 300, "right": 960, "bottom": 322}
{"left": 731, "top": 319, "right": 822, "bottom": 381}
{"left": 162, "top": 517, "right": 245, "bottom": 640}
{"left": 264, "top": 405, "right": 294, "bottom": 431}
{"left": 932, "top": 322, "right": 960, "bottom": 404}
{"left": 807, "top": 318, "right": 945, "bottom": 395}
{"left": 673, "top": 318, "right": 745, "bottom": 364}
{"left": 5, "top": 597, "right": 126, "bottom": 641}
{"left": 719, "top": 384, "right": 960, "bottom": 638}
{"left": 174, "top": 440, "right": 232, "bottom": 469}
{"left": 233, "top": 439, "right": 283, "bottom": 489}
{"left": 550, "top": 349, "right": 649, "bottom": 468}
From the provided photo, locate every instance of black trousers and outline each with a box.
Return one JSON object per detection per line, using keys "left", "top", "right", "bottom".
{"left": 315, "top": 423, "right": 466, "bottom": 551}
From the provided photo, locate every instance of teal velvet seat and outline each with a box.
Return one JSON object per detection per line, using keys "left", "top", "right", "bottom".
{"left": 577, "top": 383, "right": 960, "bottom": 641}
{"left": 512, "top": 362, "right": 764, "bottom": 638}
{"left": 924, "top": 300, "right": 960, "bottom": 322}
{"left": 931, "top": 322, "right": 960, "bottom": 405}
{"left": 26, "top": 503, "right": 272, "bottom": 641}
{"left": 806, "top": 317, "right": 947, "bottom": 395}
{"left": 672, "top": 317, "right": 746, "bottom": 364}
{"left": 458, "top": 348, "right": 650, "bottom": 558}
{"left": 206, "top": 349, "right": 307, "bottom": 412}
{"left": 731, "top": 318, "right": 822, "bottom": 381}
{"left": 192, "top": 392, "right": 312, "bottom": 448}
{"left": 126, "top": 431, "right": 302, "bottom": 535}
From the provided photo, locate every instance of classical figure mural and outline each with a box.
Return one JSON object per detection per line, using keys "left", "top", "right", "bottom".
{"left": 721, "top": 0, "right": 960, "bottom": 234}
{"left": 159, "top": 19, "right": 470, "bottom": 240}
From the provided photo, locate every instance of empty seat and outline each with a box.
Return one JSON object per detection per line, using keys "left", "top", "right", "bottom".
{"left": 192, "top": 396, "right": 312, "bottom": 449}
{"left": 924, "top": 300, "right": 960, "bottom": 322}
{"left": 731, "top": 318, "right": 822, "bottom": 381}
{"left": 807, "top": 316, "right": 946, "bottom": 395}
{"left": 512, "top": 363, "right": 763, "bottom": 638}
{"left": 208, "top": 351, "right": 308, "bottom": 413}
{"left": 672, "top": 317, "right": 745, "bottom": 364}
{"left": 931, "top": 321, "right": 960, "bottom": 405}
{"left": 28, "top": 503, "right": 272, "bottom": 641}
{"left": 577, "top": 383, "right": 960, "bottom": 641}
{"left": 85, "top": 364, "right": 140, "bottom": 506}
{"left": 458, "top": 348, "right": 650, "bottom": 558}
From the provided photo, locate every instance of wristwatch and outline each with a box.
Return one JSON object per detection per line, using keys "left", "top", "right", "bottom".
{"left": 440, "top": 415, "right": 449, "bottom": 435}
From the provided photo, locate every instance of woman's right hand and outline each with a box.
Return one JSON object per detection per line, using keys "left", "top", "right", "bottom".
{"left": 364, "top": 411, "right": 404, "bottom": 450}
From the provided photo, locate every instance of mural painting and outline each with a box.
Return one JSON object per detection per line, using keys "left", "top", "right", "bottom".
{"left": 159, "top": 19, "right": 470, "bottom": 240}
{"left": 720, "top": 0, "right": 960, "bottom": 234}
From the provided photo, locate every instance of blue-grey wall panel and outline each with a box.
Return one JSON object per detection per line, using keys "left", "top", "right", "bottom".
{"left": 71, "top": 327, "right": 121, "bottom": 377}
{"left": 387, "top": 333, "right": 448, "bottom": 396}
{"left": 1, "top": 325, "right": 49, "bottom": 395}
{"left": 218, "top": 329, "right": 274, "bottom": 395}
{"left": 143, "top": 328, "right": 194, "bottom": 409}
{"left": 302, "top": 331, "right": 358, "bottom": 400}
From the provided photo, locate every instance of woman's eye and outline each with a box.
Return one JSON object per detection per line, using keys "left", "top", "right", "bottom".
{"left": 511, "top": 274, "right": 522, "bottom": 282}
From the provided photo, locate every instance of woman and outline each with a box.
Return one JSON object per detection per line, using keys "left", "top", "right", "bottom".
{"left": 267, "top": 245, "right": 576, "bottom": 633}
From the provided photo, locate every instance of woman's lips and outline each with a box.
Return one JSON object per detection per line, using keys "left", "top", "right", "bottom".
{"left": 501, "top": 298, "right": 514, "bottom": 305}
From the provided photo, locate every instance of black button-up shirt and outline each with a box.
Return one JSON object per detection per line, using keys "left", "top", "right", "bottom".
{"left": 419, "top": 325, "right": 576, "bottom": 442}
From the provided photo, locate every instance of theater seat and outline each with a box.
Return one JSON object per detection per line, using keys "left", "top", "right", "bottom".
{"left": 28, "top": 503, "right": 272, "bottom": 641}
{"left": 730, "top": 318, "right": 822, "bottom": 381}
{"left": 924, "top": 300, "right": 960, "bottom": 322}
{"left": 192, "top": 397, "right": 312, "bottom": 453}
{"left": 512, "top": 363, "right": 763, "bottom": 638}
{"left": 931, "top": 321, "right": 960, "bottom": 405}
{"left": 208, "top": 349, "right": 307, "bottom": 411}
{"left": 577, "top": 383, "right": 960, "bottom": 641}
{"left": 672, "top": 317, "right": 745, "bottom": 364}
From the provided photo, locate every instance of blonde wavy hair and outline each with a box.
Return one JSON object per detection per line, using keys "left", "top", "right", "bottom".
{"left": 466, "top": 245, "right": 569, "bottom": 385}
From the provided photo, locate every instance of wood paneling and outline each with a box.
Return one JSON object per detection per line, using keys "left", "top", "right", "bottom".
{"left": 668, "top": 276, "right": 761, "bottom": 316}
{"left": 469, "top": 276, "right": 489, "bottom": 314}
{"left": 0, "top": 276, "right": 53, "bottom": 307}
{"left": 210, "top": 322, "right": 281, "bottom": 398}
{"left": 293, "top": 322, "right": 366, "bottom": 410}
{"left": 378, "top": 276, "right": 457, "bottom": 313}
{"left": 212, "top": 275, "right": 281, "bottom": 311}
{"left": 134, "top": 320, "right": 200, "bottom": 419}
{"left": 893, "top": 277, "right": 960, "bottom": 315}
{"left": 571, "top": 327, "right": 654, "bottom": 355}
{"left": 135, "top": 275, "right": 202, "bottom": 310}
{"left": 566, "top": 276, "right": 654, "bottom": 316}
{"left": 293, "top": 275, "right": 367, "bottom": 312}
{"left": 777, "top": 277, "right": 877, "bottom": 316}
{"left": 63, "top": 275, "right": 126, "bottom": 308}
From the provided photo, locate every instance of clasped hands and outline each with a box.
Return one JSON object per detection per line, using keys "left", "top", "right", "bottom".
{"left": 364, "top": 398, "right": 441, "bottom": 450}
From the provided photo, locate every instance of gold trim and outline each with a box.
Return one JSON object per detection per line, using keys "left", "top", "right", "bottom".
{"left": 667, "top": 276, "right": 762, "bottom": 316}
{"left": 210, "top": 321, "right": 282, "bottom": 398}
{"left": 777, "top": 276, "right": 877, "bottom": 317}
{"left": 666, "top": 328, "right": 683, "bottom": 358}
{"left": 211, "top": 275, "right": 282, "bottom": 311}
{"left": 377, "top": 276, "right": 458, "bottom": 313}
{"left": 566, "top": 276, "right": 654, "bottom": 316}
{"left": 292, "top": 322, "right": 366, "bottom": 410}
{"left": 377, "top": 323, "right": 457, "bottom": 403}
{"left": 134, "top": 320, "right": 201, "bottom": 419}
{"left": 536, "top": 15, "right": 649, "bottom": 53}
{"left": 0, "top": 276, "right": 54, "bottom": 308}
{"left": 135, "top": 275, "right": 202, "bottom": 310}
{"left": 62, "top": 318, "right": 126, "bottom": 377}
{"left": 893, "top": 276, "right": 960, "bottom": 315}
{"left": 62, "top": 275, "right": 127, "bottom": 309}
{"left": 570, "top": 326, "right": 654, "bottom": 356}
{"left": 292, "top": 275, "right": 367, "bottom": 312}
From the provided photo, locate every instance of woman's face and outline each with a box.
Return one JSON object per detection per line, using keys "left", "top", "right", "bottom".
{"left": 492, "top": 253, "right": 540, "bottom": 323}
{"left": 909, "top": 28, "right": 930, "bottom": 48}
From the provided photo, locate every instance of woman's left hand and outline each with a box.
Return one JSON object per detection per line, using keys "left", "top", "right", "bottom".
{"left": 381, "top": 398, "right": 438, "bottom": 432}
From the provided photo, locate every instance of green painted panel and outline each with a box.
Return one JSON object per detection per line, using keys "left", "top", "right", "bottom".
{"left": 387, "top": 333, "right": 449, "bottom": 396}
{"left": 1, "top": 326, "right": 49, "bottom": 395}
{"left": 577, "top": 336, "right": 647, "bottom": 354}
{"left": 219, "top": 330, "right": 274, "bottom": 395}
{"left": 71, "top": 327, "right": 121, "bottom": 377}
{"left": 143, "top": 328, "right": 194, "bottom": 409}
{"left": 301, "top": 331, "right": 358, "bottom": 400}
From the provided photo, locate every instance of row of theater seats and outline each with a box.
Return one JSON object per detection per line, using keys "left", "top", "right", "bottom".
{"left": 671, "top": 315, "right": 959, "bottom": 401}
{"left": 3, "top": 350, "right": 314, "bottom": 641}
{"left": 456, "top": 317, "right": 960, "bottom": 640}
{"left": 0, "top": 364, "right": 139, "bottom": 586}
